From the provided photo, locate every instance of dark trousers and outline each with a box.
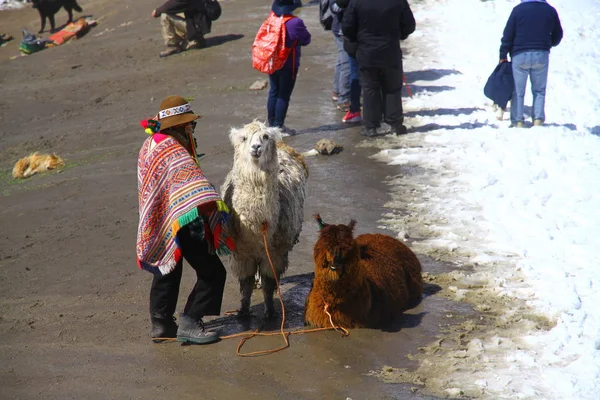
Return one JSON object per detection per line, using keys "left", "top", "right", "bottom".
{"left": 359, "top": 66, "right": 404, "bottom": 129}
{"left": 149, "top": 225, "right": 226, "bottom": 320}
{"left": 267, "top": 66, "right": 298, "bottom": 128}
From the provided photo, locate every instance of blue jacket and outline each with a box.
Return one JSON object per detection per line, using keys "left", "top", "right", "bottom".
{"left": 484, "top": 61, "right": 514, "bottom": 109}
{"left": 499, "top": 1, "right": 563, "bottom": 60}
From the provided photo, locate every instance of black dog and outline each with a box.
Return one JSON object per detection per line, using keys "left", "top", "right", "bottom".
{"left": 32, "top": 0, "right": 83, "bottom": 33}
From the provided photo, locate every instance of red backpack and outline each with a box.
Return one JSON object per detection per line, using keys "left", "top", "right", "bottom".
{"left": 252, "top": 12, "right": 296, "bottom": 74}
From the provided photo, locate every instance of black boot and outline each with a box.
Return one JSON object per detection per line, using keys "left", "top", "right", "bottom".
{"left": 393, "top": 123, "right": 408, "bottom": 135}
{"left": 151, "top": 316, "right": 178, "bottom": 343}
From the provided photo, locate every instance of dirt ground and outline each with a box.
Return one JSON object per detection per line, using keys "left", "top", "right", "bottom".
{"left": 0, "top": 1, "right": 473, "bottom": 399}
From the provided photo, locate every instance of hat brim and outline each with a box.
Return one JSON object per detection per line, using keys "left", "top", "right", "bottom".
{"left": 159, "top": 112, "right": 202, "bottom": 131}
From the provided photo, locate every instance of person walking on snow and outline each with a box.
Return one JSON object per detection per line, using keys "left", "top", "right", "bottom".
{"left": 152, "top": 0, "right": 212, "bottom": 58}
{"left": 342, "top": 0, "right": 415, "bottom": 137}
{"left": 499, "top": 0, "right": 563, "bottom": 128}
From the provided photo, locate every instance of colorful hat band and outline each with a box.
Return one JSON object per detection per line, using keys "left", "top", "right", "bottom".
{"left": 158, "top": 103, "right": 192, "bottom": 119}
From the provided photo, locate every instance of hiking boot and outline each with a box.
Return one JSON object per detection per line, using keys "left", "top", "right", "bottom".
{"left": 393, "top": 124, "right": 408, "bottom": 135}
{"left": 336, "top": 102, "right": 350, "bottom": 112}
{"left": 533, "top": 119, "right": 544, "bottom": 127}
{"left": 342, "top": 110, "right": 362, "bottom": 123}
{"left": 332, "top": 91, "right": 339, "bottom": 102}
{"left": 151, "top": 316, "right": 178, "bottom": 343}
{"left": 159, "top": 46, "right": 181, "bottom": 58}
{"left": 509, "top": 121, "right": 525, "bottom": 128}
{"left": 176, "top": 314, "right": 219, "bottom": 344}
{"left": 360, "top": 126, "right": 378, "bottom": 137}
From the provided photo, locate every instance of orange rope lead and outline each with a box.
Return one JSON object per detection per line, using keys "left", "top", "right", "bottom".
{"left": 229, "top": 222, "right": 290, "bottom": 356}
{"left": 152, "top": 221, "right": 350, "bottom": 351}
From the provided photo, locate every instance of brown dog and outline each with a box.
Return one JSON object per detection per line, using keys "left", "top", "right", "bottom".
{"left": 304, "top": 216, "right": 423, "bottom": 329}
{"left": 12, "top": 152, "right": 65, "bottom": 179}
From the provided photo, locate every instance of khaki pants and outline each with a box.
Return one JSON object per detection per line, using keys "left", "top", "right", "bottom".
{"left": 161, "top": 14, "right": 188, "bottom": 48}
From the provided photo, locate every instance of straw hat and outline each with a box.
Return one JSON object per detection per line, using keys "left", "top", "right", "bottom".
{"left": 157, "top": 95, "right": 202, "bottom": 131}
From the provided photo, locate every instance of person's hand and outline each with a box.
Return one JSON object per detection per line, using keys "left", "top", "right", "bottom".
{"left": 499, "top": 58, "right": 508, "bottom": 64}
{"left": 152, "top": 9, "right": 159, "bottom": 18}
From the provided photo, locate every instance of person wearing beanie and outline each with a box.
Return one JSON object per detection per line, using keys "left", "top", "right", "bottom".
{"left": 137, "top": 96, "right": 235, "bottom": 344}
{"left": 499, "top": 0, "right": 563, "bottom": 128}
{"left": 266, "top": 0, "right": 311, "bottom": 134}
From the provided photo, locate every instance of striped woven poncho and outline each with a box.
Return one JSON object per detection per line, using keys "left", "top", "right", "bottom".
{"left": 136, "top": 133, "right": 235, "bottom": 275}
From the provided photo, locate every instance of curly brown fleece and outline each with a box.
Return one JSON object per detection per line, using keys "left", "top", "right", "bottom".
{"left": 304, "top": 220, "right": 423, "bottom": 329}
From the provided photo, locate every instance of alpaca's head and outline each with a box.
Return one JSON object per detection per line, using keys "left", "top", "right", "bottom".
{"left": 313, "top": 215, "right": 360, "bottom": 283}
{"left": 229, "top": 120, "right": 282, "bottom": 171}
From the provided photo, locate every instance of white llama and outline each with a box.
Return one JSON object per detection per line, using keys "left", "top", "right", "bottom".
{"left": 222, "top": 120, "right": 308, "bottom": 319}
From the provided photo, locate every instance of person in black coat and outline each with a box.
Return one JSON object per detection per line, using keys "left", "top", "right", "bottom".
{"left": 342, "top": 0, "right": 415, "bottom": 137}
{"left": 152, "top": 0, "right": 211, "bottom": 58}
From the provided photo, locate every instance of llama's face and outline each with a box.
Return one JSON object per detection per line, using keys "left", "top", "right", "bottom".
{"left": 229, "top": 121, "right": 282, "bottom": 167}
{"left": 313, "top": 221, "right": 360, "bottom": 282}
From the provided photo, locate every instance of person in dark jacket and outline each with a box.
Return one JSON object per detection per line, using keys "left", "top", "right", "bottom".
{"left": 499, "top": 0, "right": 563, "bottom": 127}
{"left": 152, "top": 0, "right": 211, "bottom": 58}
{"left": 342, "top": 0, "right": 415, "bottom": 137}
{"left": 267, "top": 0, "right": 311, "bottom": 134}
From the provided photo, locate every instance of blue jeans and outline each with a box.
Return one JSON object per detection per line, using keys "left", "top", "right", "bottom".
{"left": 333, "top": 34, "right": 350, "bottom": 104}
{"left": 349, "top": 56, "right": 361, "bottom": 113}
{"left": 268, "top": 66, "right": 298, "bottom": 128}
{"left": 511, "top": 50, "right": 550, "bottom": 124}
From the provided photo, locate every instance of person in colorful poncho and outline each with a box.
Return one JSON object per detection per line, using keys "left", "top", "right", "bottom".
{"left": 137, "top": 95, "right": 235, "bottom": 344}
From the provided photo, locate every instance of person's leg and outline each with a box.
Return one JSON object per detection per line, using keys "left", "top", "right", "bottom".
{"left": 381, "top": 66, "right": 406, "bottom": 134}
{"left": 510, "top": 52, "right": 530, "bottom": 126}
{"left": 349, "top": 56, "right": 361, "bottom": 113}
{"left": 342, "top": 56, "right": 362, "bottom": 123}
{"left": 160, "top": 14, "right": 187, "bottom": 56}
{"left": 360, "top": 66, "right": 382, "bottom": 131}
{"left": 332, "top": 34, "right": 340, "bottom": 101}
{"left": 175, "top": 224, "right": 226, "bottom": 344}
{"left": 273, "top": 66, "right": 298, "bottom": 128}
{"left": 333, "top": 34, "right": 351, "bottom": 110}
{"left": 149, "top": 260, "right": 183, "bottom": 339}
{"left": 529, "top": 51, "right": 550, "bottom": 124}
{"left": 178, "top": 229, "right": 227, "bottom": 319}
{"left": 267, "top": 71, "right": 281, "bottom": 127}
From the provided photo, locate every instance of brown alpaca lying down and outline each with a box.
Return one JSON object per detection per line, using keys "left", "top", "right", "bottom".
{"left": 304, "top": 216, "right": 423, "bottom": 329}
{"left": 12, "top": 152, "right": 65, "bottom": 179}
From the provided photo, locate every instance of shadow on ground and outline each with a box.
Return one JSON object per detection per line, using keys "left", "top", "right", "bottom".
{"left": 296, "top": 122, "right": 358, "bottom": 135}
{"left": 408, "top": 84, "right": 455, "bottom": 95}
{"left": 208, "top": 274, "right": 442, "bottom": 337}
{"left": 404, "top": 68, "right": 462, "bottom": 82}
{"left": 405, "top": 107, "right": 485, "bottom": 118}
{"left": 205, "top": 33, "right": 245, "bottom": 48}
{"left": 409, "top": 121, "right": 491, "bottom": 133}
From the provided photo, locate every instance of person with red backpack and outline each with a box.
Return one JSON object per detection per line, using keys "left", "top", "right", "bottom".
{"left": 260, "top": 0, "right": 311, "bottom": 135}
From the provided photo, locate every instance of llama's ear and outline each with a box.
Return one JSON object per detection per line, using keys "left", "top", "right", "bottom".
{"left": 314, "top": 214, "right": 327, "bottom": 230}
{"left": 348, "top": 219, "right": 357, "bottom": 231}
{"left": 268, "top": 126, "right": 283, "bottom": 142}
{"left": 229, "top": 126, "right": 245, "bottom": 145}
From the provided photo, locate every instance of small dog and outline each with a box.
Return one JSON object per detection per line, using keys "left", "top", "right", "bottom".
{"left": 12, "top": 152, "right": 65, "bottom": 179}
{"left": 32, "top": 0, "right": 83, "bottom": 33}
